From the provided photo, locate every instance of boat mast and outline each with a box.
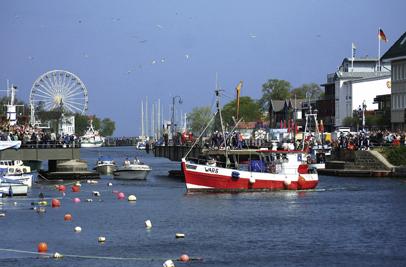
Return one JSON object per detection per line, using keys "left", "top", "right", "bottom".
{"left": 215, "top": 88, "right": 228, "bottom": 167}
{"left": 302, "top": 93, "right": 320, "bottom": 149}
{"left": 141, "top": 100, "right": 144, "bottom": 137}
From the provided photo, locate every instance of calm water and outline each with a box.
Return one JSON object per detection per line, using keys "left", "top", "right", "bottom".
{"left": 1, "top": 146, "right": 406, "bottom": 267}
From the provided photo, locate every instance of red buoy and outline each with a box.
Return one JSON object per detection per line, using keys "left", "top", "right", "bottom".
{"left": 117, "top": 192, "right": 125, "bottom": 200}
{"left": 179, "top": 254, "right": 190, "bottom": 262}
{"left": 64, "top": 213, "right": 72, "bottom": 221}
{"left": 73, "top": 197, "right": 81, "bottom": 203}
{"left": 58, "top": 185, "right": 66, "bottom": 192}
{"left": 51, "top": 199, "right": 61, "bottom": 208}
{"left": 37, "top": 242, "right": 48, "bottom": 253}
{"left": 71, "top": 185, "right": 80, "bottom": 192}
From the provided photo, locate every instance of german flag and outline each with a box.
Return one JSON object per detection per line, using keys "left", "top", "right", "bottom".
{"left": 378, "top": 28, "right": 388, "bottom": 42}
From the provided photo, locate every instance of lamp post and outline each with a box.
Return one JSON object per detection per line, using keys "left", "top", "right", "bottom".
{"left": 171, "top": 96, "right": 182, "bottom": 143}
{"left": 362, "top": 100, "right": 367, "bottom": 131}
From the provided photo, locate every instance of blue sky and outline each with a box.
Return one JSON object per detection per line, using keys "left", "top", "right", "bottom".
{"left": 0, "top": 0, "right": 405, "bottom": 136}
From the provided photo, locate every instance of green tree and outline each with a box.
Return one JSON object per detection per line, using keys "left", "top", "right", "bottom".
{"left": 188, "top": 106, "right": 213, "bottom": 135}
{"left": 291, "top": 83, "right": 323, "bottom": 100}
{"left": 75, "top": 114, "right": 90, "bottom": 135}
{"left": 100, "top": 118, "right": 115, "bottom": 136}
{"left": 258, "top": 79, "right": 291, "bottom": 111}
{"left": 221, "top": 96, "right": 262, "bottom": 127}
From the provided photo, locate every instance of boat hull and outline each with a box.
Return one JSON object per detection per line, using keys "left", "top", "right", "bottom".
{"left": 96, "top": 165, "right": 115, "bottom": 174}
{"left": 3, "top": 174, "right": 33, "bottom": 187}
{"left": 0, "top": 183, "right": 28, "bottom": 196}
{"left": 182, "top": 161, "right": 318, "bottom": 192}
{"left": 81, "top": 142, "right": 103, "bottom": 148}
{"left": 113, "top": 170, "right": 150, "bottom": 180}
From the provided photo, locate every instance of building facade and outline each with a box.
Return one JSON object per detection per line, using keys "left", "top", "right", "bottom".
{"left": 382, "top": 32, "right": 406, "bottom": 130}
{"left": 322, "top": 57, "right": 391, "bottom": 129}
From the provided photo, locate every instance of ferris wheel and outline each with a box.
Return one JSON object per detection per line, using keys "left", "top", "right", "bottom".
{"left": 30, "top": 70, "right": 88, "bottom": 122}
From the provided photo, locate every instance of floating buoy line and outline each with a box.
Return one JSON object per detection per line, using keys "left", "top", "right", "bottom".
{"left": 0, "top": 248, "right": 203, "bottom": 262}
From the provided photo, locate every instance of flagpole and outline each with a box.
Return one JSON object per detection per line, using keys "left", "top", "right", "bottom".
{"left": 351, "top": 43, "right": 354, "bottom": 72}
{"left": 378, "top": 28, "right": 381, "bottom": 72}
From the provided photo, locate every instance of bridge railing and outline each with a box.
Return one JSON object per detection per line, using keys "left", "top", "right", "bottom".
{"left": 20, "top": 141, "right": 81, "bottom": 149}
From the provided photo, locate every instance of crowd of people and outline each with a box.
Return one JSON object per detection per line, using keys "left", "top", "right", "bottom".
{"left": 331, "top": 129, "right": 406, "bottom": 151}
{"left": 0, "top": 123, "right": 78, "bottom": 147}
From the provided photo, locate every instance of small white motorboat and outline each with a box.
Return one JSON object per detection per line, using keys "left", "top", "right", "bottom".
{"left": 0, "top": 160, "right": 33, "bottom": 186}
{"left": 2, "top": 174, "right": 33, "bottom": 187}
{"left": 113, "top": 158, "right": 151, "bottom": 180}
{"left": 95, "top": 156, "right": 115, "bottom": 174}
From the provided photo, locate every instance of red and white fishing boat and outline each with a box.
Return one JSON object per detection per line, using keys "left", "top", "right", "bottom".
{"left": 182, "top": 150, "right": 318, "bottom": 192}
{"left": 181, "top": 89, "right": 318, "bottom": 192}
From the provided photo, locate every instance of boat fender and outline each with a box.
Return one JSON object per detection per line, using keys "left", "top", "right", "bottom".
{"left": 283, "top": 177, "right": 291, "bottom": 188}
{"left": 249, "top": 177, "right": 255, "bottom": 184}
{"left": 231, "top": 171, "right": 240, "bottom": 179}
{"left": 297, "top": 175, "right": 306, "bottom": 189}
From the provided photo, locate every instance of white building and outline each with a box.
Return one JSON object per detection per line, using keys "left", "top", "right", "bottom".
{"left": 59, "top": 115, "right": 75, "bottom": 135}
{"left": 339, "top": 75, "right": 391, "bottom": 123}
{"left": 324, "top": 57, "right": 391, "bottom": 128}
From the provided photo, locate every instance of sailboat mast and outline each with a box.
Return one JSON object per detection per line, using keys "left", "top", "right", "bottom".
{"left": 141, "top": 100, "right": 144, "bottom": 137}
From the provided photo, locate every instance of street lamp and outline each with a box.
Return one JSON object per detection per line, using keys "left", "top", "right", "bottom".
{"left": 362, "top": 100, "right": 367, "bottom": 131}
{"left": 357, "top": 100, "right": 367, "bottom": 131}
{"left": 171, "top": 95, "right": 182, "bottom": 143}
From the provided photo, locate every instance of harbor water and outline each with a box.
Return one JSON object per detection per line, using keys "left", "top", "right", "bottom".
{"left": 1, "top": 146, "right": 406, "bottom": 266}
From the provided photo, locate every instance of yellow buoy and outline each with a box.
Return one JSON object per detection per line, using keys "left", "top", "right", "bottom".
{"left": 98, "top": 236, "right": 106, "bottom": 243}
{"left": 74, "top": 226, "right": 82, "bottom": 233}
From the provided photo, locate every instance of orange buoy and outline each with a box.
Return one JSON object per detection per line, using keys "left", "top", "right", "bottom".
{"left": 58, "top": 185, "right": 66, "bottom": 192}
{"left": 64, "top": 213, "right": 72, "bottom": 221}
{"left": 51, "top": 199, "right": 61, "bottom": 208}
{"left": 37, "top": 242, "right": 48, "bottom": 253}
{"left": 71, "top": 185, "right": 80, "bottom": 192}
{"left": 179, "top": 254, "right": 190, "bottom": 262}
